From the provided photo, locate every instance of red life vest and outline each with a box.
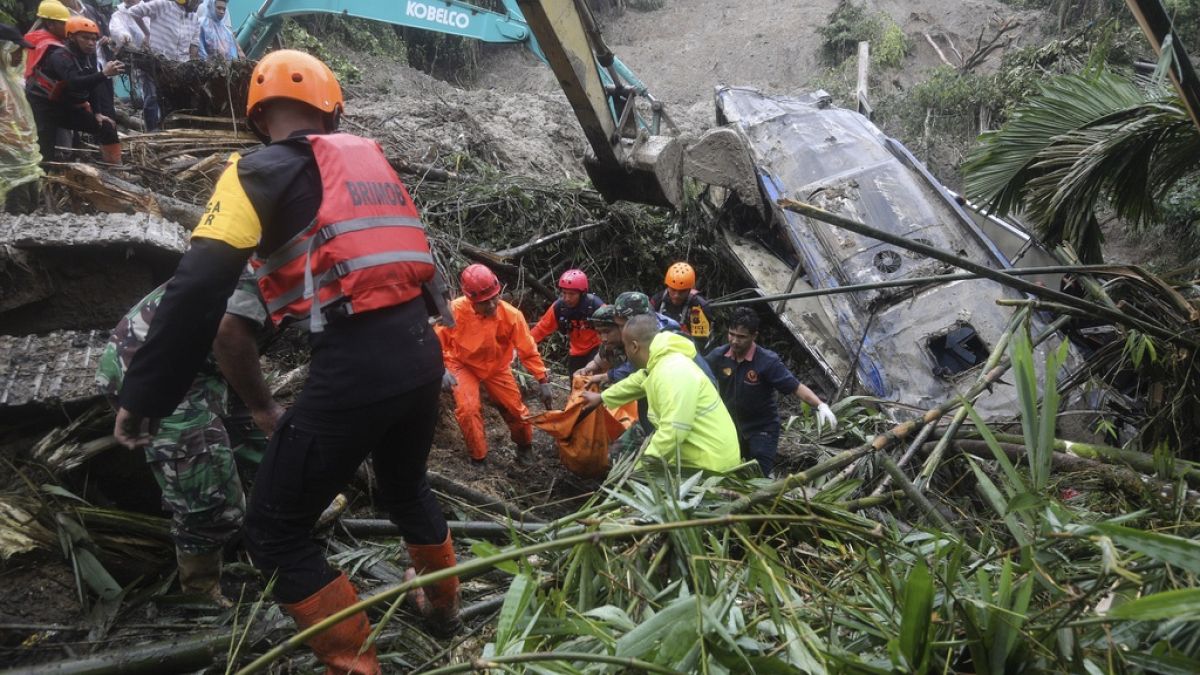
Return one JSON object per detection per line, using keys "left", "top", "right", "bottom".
{"left": 251, "top": 133, "right": 435, "bottom": 331}
{"left": 25, "top": 33, "right": 67, "bottom": 101}
{"left": 23, "top": 30, "right": 61, "bottom": 78}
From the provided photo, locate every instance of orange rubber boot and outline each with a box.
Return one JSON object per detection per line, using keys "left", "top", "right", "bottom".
{"left": 405, "top": 532, "right": 462, "bottom": 638}
{"left": 281, "top": 572, "right": 381, "bottom": 675}
{"left": 99, "top": 143, "right": 122, "bottom": 165}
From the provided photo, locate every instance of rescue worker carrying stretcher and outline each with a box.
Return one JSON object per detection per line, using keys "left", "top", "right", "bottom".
{"left": 111, "top": 51, "right": 459, "bottom": 674}
{"left": 529, "top": 268, "right": 605, "bottom": 373}
{"left": 25, "top": 13, "right": 124, "bottom": 164}
{"left": 437, "top": 263, "right": 555, "bottom": 464}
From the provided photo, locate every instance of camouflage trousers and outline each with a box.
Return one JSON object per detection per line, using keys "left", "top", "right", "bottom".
{"left": 142, "top": 375, "right": 248, "bottom": 555}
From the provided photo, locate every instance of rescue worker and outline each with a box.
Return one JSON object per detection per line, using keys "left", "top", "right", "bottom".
{"left": 652, "top": 262, "right": 713, "bottom": 348}
{"left": 581, "top": 314, "right": 739, "bottom": 473}
{"left": 25, "top": 15, "right": 124, "bottom": 164}
{"left": 437, "top": 263, "right": 555, "bottom": 464}
{"left": 22, "top": 1, "right": 70, "bottom": 79}
{"left": 581, "top": 291, "right": 714, "bottom": 386}
{"left": 95, "top": 272, "right": 276, "bottom": 607}
{"left": 706, "top": 307, "right": 838, "bottom": 476}
{"left": 580, "top": 293, "right": 716, "bottom": 459}
{"left": 529, "top": 268, "right": 605, "bottom": 374}
{"left": 111, "top": 51, "right": 459, "bottom": 672}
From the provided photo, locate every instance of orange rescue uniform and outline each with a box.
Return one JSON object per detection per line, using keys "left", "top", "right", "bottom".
{"left": 436, "top": 296, "right": 549, "bottom": 460}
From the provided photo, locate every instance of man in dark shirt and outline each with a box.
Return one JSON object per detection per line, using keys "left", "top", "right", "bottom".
{"left": 112, "top": 51, "right": 457, "bottom": 673}
{"left": 25, "top": 15, "right": 123, "bottom": 163}
{"left": 705, "top": 307, "right": 837, "bottom": 476}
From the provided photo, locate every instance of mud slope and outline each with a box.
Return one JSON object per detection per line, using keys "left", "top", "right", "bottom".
{"left": 477, "top": 0, "right": 1049, "bottom": 107}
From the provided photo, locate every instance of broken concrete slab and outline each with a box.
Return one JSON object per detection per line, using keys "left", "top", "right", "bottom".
{"left": 0, "top": 330, "right": 108, "bottom": 410}
{"left": 0, "top": 213, "right": 186, "bottom": 335}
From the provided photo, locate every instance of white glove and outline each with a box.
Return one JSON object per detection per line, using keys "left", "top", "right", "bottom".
{"left": 816, "top": 402, "right": 838, "bottom": 433}
{"left": 442, "top": 371, "right": 457, "bottom": 391}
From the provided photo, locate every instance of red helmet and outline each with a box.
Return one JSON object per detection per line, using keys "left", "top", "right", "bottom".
{"left": 558, "top": 268, "right": 588, "bottom": 292}
{"left": 461, "top": 264, "right": 500, "bottom": 302}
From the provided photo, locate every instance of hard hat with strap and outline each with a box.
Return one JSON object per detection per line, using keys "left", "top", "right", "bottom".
{"left": 66, "top": 16, "right": 100, "bottom": 36}
{"left": 664, "top": 262, "right": 696, "bottom": 290}
{"left": 557, "top": 268, "right": 588, "bottom": 292}
{"left": 36, "top": 0, "right": 70, "bottom": 21}
{"left": 246, "top": 49, "right": 344, "bottom": 141}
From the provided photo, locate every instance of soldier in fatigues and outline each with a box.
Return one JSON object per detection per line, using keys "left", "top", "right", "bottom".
{"left": 97, "top": 271, "right": 276, "bottom": 606}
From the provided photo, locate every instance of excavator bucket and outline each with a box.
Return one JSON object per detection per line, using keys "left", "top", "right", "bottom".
{"left": 583, "top": 135, "right": 684, "bottom": 209}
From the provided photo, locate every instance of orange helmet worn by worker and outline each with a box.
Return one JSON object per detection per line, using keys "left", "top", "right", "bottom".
{"left": 460, "top": 264, "right": 501, "bottom": 302}
{"left": 36, "top": 0, "right": 70, "bottom": 21}
{"left": 558, "top": 269, "right": 588, "bottom": 292}
{"left": 246, "top": 49, "right": 344, "bottom": 141}
{"left": 664, "top": 262, "right": 696, "bottom": 290}
{"left": 65, "top": 16, "right": 99, "bottom": 36}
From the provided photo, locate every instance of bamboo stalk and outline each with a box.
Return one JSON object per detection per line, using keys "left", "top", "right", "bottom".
{"left": 981, "top": 432, "right": 1200, "bottom": 487}
{"left": 23, "top": 630, "right": 237, "bottom": 675}
{"left": 235, "top": 513, "right": 828, "bottom": 674}
{"left": 878, "top": 454, "right": 960, "bottom": 537}
{"left": 427, "top": 471, "right": 543, "bottom": 524}
{"left": 422, "top": 652, "right": 685, "bottom": 675}
{"left": 776, "top": 199, "right": 1194, "bottom": 347}
{"left": 340, "top": 519, "right": 544, "bottom": 538}
{"left": 723, "top": 314, "right": 1068, "bottom": 516}
{"left": 933, "top": 440, "right": 1200, "bottom": 503}
{"left": 708, "top": 264, "right": 1127, "bottom": 309}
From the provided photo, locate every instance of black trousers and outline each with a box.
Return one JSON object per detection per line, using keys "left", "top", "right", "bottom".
{"left": 30, "top": 97, "right": 119, "bottom": 162}
{"left": 243, "top": 379, "right": 447, "bottom": 603}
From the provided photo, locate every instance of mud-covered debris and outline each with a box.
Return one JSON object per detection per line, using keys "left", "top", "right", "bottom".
{"left": 0, "top": 212, "right": 188, "bottom": 252}
{"left": 0, "top": 213, "right": 188, "bottom": 335}
{"left": 0, "top": 330, "right": 108, "bottom": 409}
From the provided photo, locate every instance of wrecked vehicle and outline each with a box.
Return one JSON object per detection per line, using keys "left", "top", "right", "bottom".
{"left": 710, "top": 87, "right": 1078, "bottom": 416}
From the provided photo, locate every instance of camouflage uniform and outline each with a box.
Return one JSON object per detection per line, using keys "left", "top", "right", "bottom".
{"left": 587, "top": 303, "right": 648, "bottom": 459}
{"left": 96, "top": 272, "right": 269, "bottom": 554}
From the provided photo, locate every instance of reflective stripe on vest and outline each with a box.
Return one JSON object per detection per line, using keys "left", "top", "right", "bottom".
{"left": 26, "top": 39, "right": 66, "bottom": 100}
{"left": 250, "top": 133, "right": 435, "bottom": 331}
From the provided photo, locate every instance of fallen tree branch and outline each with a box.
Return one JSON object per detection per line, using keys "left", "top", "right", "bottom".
{"left": 46, "top": 163, "right": 204, "bottom": 228}
{"left": 341, "top": 519, "right": 543, "bottom": 539}
{"left": 460, "top": 245, "right": 557, "bottom": 301}
{"left": 934, "top": 440, "right": 1200, "bottom": 503}
{"left": 778, "top": 199, "right": 1196, "bottom": 348}
{"left": 923, "top": 32, "right": 954, "bottom": 68}
{"left": 427, "top": 471, "right": 544, "bottom": 524}
{"left": 492, "top": 221, "right": 603, "bottom": 260}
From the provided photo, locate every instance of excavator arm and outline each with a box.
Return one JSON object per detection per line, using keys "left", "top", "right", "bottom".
{"left": 234, "top": 0, "right": 685, "bottom": 208}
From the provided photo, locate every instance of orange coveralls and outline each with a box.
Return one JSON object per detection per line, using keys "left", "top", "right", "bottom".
{"left": 436, "top": 296, "right": 549, "bottom": 460}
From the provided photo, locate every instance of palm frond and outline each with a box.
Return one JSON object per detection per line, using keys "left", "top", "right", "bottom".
{"left": 962, "top": 71, "right": 1200, "bottom": 262}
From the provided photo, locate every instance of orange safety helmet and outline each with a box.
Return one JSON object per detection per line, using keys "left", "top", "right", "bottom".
{"left": 245, "top": 49, "right": 344, "bottom": 137}
{"left": 65, "top": 16, "right": 100, "bottom": 36}
{"left": 461, "top": 264, "right": 501, "bottom": 302}
{"left": 664, "top": 262, "right": 696, "bottom": 290}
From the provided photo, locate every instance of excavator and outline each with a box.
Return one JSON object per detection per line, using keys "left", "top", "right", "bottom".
{"left": 233, "top": 0, "right": 699, "bottom": 208}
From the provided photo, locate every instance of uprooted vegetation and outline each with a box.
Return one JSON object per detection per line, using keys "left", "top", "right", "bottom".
{"left": 5, "top": 5, "right": 1200, "bottom": 673}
